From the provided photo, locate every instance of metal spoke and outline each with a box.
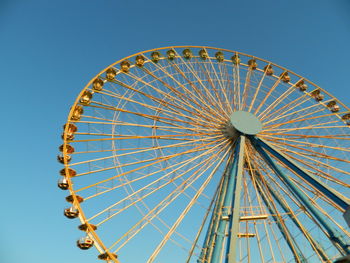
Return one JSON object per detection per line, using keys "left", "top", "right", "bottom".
{"left": 58, "top": 46, "right": 350, "bottom": 263}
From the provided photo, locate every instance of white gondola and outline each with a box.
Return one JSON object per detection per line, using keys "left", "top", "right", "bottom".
{"left": 315, "top": 93, "right": 324, "bottom": 101}
{"left": 342, "top": 114, "right": 350, "bottom": 125}
{"left": 80, "top": 90, "right": 93, "bottom": 105}
{"left": 59, "top": 144, "right": 74, "bottom": 154}
{"left": 135, "top": 55, "right": 145, "bottom": 67}
{"left": 215, "top": 51, "right": 224, "bottom": 62}
{"left": 296, "top": 80, "right": 308, "bottom": 91}
{"left": 57, "top": 154, "right": 71, "bottom": 164}
{"left": 92, "top": 78, "right": 104, "bottom": 91}
{"left": 78, "top": 223, "right": 97, "bottom": 231}
{"left": 280, "top": 72, "right": 290, "bottom": 83}
{"left": 182, "top": 48, "right": 192, "bottom": 59}
{"left": 311, "top": 89, "right": 324, "bottom": 102}
{"left": 248, "top": 59, "right": 257, "bottom": 69}
{"left": 64, "top": 207, "right": 79, "bottom": 219}
{"left": 66, "top": 195, "right": 84, "bottom": 203}
{"left": 166, "top": 49, "right": 176, "bottom": 60}
{"left": 151, "top": 51, "right": 161, "bottom": 63}
{"left": 59, "top": 168, "right": 76, "bottom": 177}
{"left": 61, "top": 126, "right": 76, "bottom": 140}
{"left": 98, "top": 252, "right": 118, "bottom": 260}
{"left": 70, "top": 105, "right": 83, "bottom": 121}
{"left": 264, "top": 65, "right": 274, "bottom": 75}
{"left": 330, "top": 104, "right": 340, "bottom": 112}
{"left": 199, "top": 49, "right": 208, "bottom": 60}
{"left": 231, "top": 54, "right": 240, "bottom": 64}
{"left": 77, "top": 236, "right": 94, "bottom": 250}
{"left": 105, "top": 67, "right": 117, "bottom": 80}
{"left": 120, "top": 60, "right": 131, "bottom": 73}
{"left": 57, "top": 178, "right": 69, "bottom": 190}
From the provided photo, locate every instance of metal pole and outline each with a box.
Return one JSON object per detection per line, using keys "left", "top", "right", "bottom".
{"left": 250, "top": 137, "right": 349, "bottom": 211}
{"left": 210, "top": 136, "right": 245, "bottom": 263}
{"left": 248, "top": 162, "right": 329, "bottom": 261}
{"left": 198, "top": 162, "right": 231, "bottom": 262}
{"left": 254, "top": 177, "right": 306, "bottom": 263}
{"left": 226, "top": 136, "right": 246, "bottom": 263}
{"left": 262, "top": 175, "right": 330, "bottom": 262}
{"left": 251, "top": 137, "right": 350, "bottom": 255}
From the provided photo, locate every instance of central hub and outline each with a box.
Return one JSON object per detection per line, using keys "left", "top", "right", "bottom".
{"left": 230, "top": 111, "right": 262, "bottom": 135}
{"left": 222, "top": 111, "right": 262, "bottom": 139}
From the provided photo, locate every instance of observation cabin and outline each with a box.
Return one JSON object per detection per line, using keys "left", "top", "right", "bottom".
{"left": 64, "top": 207, "right": 79, "bottom": 219}
{"left": 77, "top": 236, "right": 94, "bottom": 250}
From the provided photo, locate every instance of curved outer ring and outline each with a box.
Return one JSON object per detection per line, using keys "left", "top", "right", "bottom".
{"left": 61, "top": 46, "right": 350, "bottom": 261}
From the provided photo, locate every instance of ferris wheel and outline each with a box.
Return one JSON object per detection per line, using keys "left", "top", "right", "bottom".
{"left": 57, "top": 46, "right": 350, "bottom": 263}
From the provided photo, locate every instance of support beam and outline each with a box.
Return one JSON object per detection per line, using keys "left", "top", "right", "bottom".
{"left": 343, "top": 208, "right": 350, "bottom": 228}
{"left": 251, "top": 138, "right": 350, "bottom": 255}
{"left": 254, "top": 177, "right": 306, "bottom": 263}
{"left": 226, "top": 136, "right": 246, "bottom": 263}
{"left": 334, "top": 255, "right": 350, "bottom": 263}
{"left": 198, "top": 162, "right": 231, "bottom": 262}
{"left": 253, "top": 169, "right": 329, "bottom": 262}
{"left": 249, "top": 136, "right": 350, "bottom": 211}
{"left": 269, "top": 182, "right": 329, "bottom": 261}
{"left": 209, "top": 136, "right": 245, "bottom": 263}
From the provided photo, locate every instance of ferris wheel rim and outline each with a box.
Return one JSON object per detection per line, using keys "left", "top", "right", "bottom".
{"left": 59, "top": 45, "right": 350, "bottom": 262}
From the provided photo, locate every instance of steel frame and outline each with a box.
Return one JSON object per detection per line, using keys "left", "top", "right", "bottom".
{"left": 199, "top": 134, "right": 350, "bottom": 262}
{"left": 60, "top": 46, "right": 350, "bottom": 262}
{"left": 250, "top": 137, "right": 350, "bottom": 211}
{"left": 199, "top": 136, "right": 246, "bottom": 263}
{"left": 250, "top": 136, "right": 350, "bottom": 255}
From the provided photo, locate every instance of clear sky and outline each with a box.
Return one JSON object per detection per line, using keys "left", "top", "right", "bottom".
{"left": 1, "top": 0, "right": 350, "bottom": 263}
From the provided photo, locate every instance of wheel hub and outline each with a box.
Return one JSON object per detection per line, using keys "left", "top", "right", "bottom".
{"left": 222, "top": 111, "right": 262, "bottom": 139}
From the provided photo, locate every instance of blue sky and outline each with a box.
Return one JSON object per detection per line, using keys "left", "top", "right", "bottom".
{"left": 0, "top": 0, "right": 349, "bottom": 262}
